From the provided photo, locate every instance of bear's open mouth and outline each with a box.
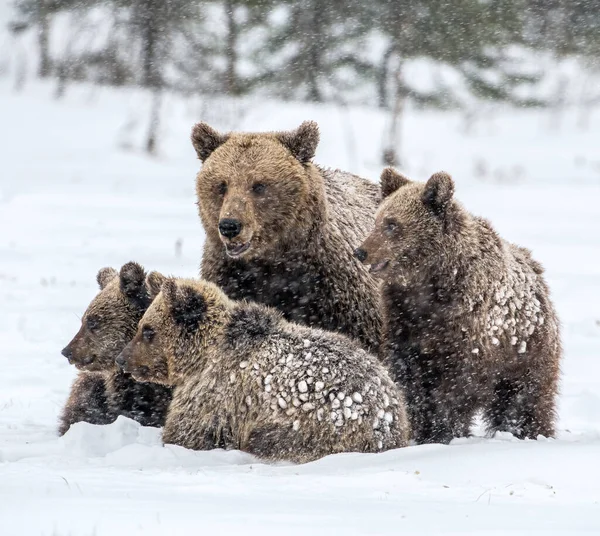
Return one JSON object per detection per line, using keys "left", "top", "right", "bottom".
{"left": 369, "top": 260, "right": 389, "bottom": 273}
{"left": 225, "top": 241, "right": 251, "bottom": 258}
{"left": 75, "top": 355, "right": 95, "bottom": 369}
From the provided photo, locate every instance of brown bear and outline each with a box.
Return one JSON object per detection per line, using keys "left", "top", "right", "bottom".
{"left": 355, "top": 168, "right": 562, "bottom": 444}
{"left": 191, "top": 120, "right": 382, "bottom": 353}
{"left": 117, "top": 276, "right": 410, "bottom": 463}
{"left": 58, "top": 262, "right": 172, "bottom": 435}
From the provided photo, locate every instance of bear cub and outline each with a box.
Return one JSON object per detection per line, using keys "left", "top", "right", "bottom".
{"left": 356, "top": 168, "right": 562, "bottom": 444}
{"left": 59, "top": 262, "right": 172, "bottom": 435}
{"left": 118, "top": 277, "right": 410, "bottom": 463}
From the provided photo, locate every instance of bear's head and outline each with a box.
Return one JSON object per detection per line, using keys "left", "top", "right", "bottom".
{"left": 355, "top": 168, "right": 464, "bottom": 282}
{"left": 117, "top": 278, "right": 231, "bottom": 386}
{"left": 192, "top": 121, "right": 321, "bottom": 260}
{"left": 61, "top": 262, "right": 157, "bottom": 373}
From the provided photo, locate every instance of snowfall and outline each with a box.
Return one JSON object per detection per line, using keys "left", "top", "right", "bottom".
{"left": 1, "top": 68, "right": 600, "bottom": 535}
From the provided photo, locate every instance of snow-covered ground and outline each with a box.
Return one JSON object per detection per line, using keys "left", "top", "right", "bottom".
{"left": 1, "top": 80, "right": 600, "bottom": 535}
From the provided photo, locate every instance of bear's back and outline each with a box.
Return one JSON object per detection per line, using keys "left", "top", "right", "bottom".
{"left": 320, "top": 167, "right": 381, "bottom": 247}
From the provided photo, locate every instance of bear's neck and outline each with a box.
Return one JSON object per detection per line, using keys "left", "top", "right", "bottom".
{"left": 172, "top": 321, "right": 227, "bottom": 385}
{"left": 382, "top": 215, "right": 505, "bottom": 337}
{"left": 382, "top": 270, "right": 460, "bottom": 329}
{"left": 283, "top": 163, "right": 328, "bottom": 254}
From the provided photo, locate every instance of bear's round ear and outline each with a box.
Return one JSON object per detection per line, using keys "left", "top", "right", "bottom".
{"left": 162, "top": 280, "right": 207, "bottom": 330}
{"left": 380, "top": 167, "right": 411, "bottom": 199}
{"left": 161, "top": 278, "right": 178, "bottom": 303}
{"left": 191, "top": 122, "right": 229, "bottom": 162}
{"left": 422, "top": 171, "right": 455, "bottom": 216}
{"left": 146, "top": 271, "right": 167, "bottom": 299}
{"left": 119, "top": 262, "right": 149, "bottom": 307}
{"left": 97, "top": 267, "right": 118, "bottom": 290}
{"left": 276, "top": 120, "right": 320, "bottom": 164}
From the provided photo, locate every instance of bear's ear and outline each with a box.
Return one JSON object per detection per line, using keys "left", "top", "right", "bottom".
{"left": 277, "top": 121, "right": 320, "bottom": 164}
{"left": 191, "top": 122, "right": 229, "bottom": 162}
{"left": 119, "top": 262, "right": 149, "bottom": 306}
{"left": 146, "top": 271, "right": 167, "bottom": 299}
{"left": 163, "top": 280, "right": 207, "bottom": 330}
{"left": 97, "top": 267, "right": 118, "bottom": 290}
{"left": 161, "top": 279, "right": 178, "bottom": 303}
{"left": 380, "top": 167, "right": 411, "bottom": 199}
{"left": 422, "top": 171, "right": 455, "bottom": 216}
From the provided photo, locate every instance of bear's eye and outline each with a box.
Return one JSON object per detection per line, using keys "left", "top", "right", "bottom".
{"left": 384, "top": 219, "right": 399, "bottom": 235}
{"left": 217, "top": 182, "right": 227, "bottom": 196}
{"left": 86, "top": 315, "right": 100, "bottom": 332}
{"left": 142, "top": 326, "right": 155, "bottom": 343}
{"left": 252, "top": 183, "right": 266, "bottom": 195}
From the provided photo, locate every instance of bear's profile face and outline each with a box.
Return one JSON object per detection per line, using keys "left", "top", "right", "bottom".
{"left": 116, "top": 298, "right": 171, "bottom": 385}
{"left": 118, "top": 279, "right": 230, "bottom": 386}
{"left": 356, "top": 168, "right": 458, "bottom": 282}
{"left": 61, "top": 263, "right": 153, "bottom": 373}
{"left": 192, "top": 121, "right": 320, "bottom": 260}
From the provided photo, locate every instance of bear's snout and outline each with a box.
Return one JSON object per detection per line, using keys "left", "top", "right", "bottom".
{"left": 115, "top": 352, "right": 127, "bottom": 371}
{"left": 116, "top": 344, "right": 133, "bottom": 371}
{"left": 61, "top": 345, "right": 73, "bottom": 363}
{"left": 354, "top": 248, "right": 368, "bottom": 263}
{"left": 219, "top": 218, "right": 242, "bottom": 239}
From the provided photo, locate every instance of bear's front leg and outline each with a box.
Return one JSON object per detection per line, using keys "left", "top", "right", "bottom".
{"left": 58, "top": 372, "right": 112, "bottom": 435}
{"left": 484, "top": 370, "right": 557, "bottom": 440}
{"left": 404, "top": 359, "right": 476, "bottom": 444}
{"left": 163, "top": 413, "right": 233, "bottom": 451}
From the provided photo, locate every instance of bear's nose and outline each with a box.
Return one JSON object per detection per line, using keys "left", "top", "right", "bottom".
{"left": 354, "top": 248, "right": 368, "bottom": 262}
{"left": 61, "top": 346, "right": 73, "bottom": 362}
{"left": 115, "top": 352, "right": 127, "bottom": 370}
{"left": 219, "top": 218, "right": 242, "bottom": 239}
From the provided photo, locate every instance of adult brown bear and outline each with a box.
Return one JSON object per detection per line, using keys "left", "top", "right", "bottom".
{"left": 192, "top": 120, "right": 382, "bottom": 353}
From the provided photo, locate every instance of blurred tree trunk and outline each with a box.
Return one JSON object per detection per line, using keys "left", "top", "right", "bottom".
{"left": 140, "top": 2, "right": 161, "bottom": 89}
{"left": 307, "top": 45, "right": 321, "bottom": 102}
{"left": 224, "top": 0, "right": 239, "bottom": 95}
{"left": 382, "top": 60, "right": 404, "bottom": 167}
{"left": 37, "top": 1, "right": 51, "bottom": 78}
{"left": 141, "top": 23, "right": 158, "bottom": 88}
{"left": 146, "top": 89, "right": 162, "bottom": 155}
{"left": 306, "top": 4, "right": 323, "bottom": 103}
{"left": 14, "top": 39, "right": 28, "bottom": 91}
{"left": 378, "top": 45, "right": 395, "bottom": 109}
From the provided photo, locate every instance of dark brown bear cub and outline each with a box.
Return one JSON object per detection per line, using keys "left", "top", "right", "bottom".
{"left": 355, "top": 168, "right": 562, "bottom": 444}
{"left": 118, "top": 277, "right": 410, "bottom": 463}
{"left": 192, "top": 120, "right": 382, "bottom": 353}
{"left": 59, "top": 262, "right": 172, "bottom": 435}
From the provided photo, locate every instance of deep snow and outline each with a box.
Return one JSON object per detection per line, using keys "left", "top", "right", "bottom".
{"left": 1, "top": 80, "right": 600, "bottom": 535}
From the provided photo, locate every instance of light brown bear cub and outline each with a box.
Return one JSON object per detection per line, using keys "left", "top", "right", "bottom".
{"left": 355, "top": 168, "right": 561, "bottom": 444}
{"left": 118, "top": 276, "right": 410, "bottom": 463}
{"left": 192, "top": 120, "right": 382, "bottom": 353}
{"left": 59, "top": 262, "right": 172, "bottom": 435}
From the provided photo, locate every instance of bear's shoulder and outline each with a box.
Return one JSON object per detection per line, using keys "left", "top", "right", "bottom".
{"left": 318, "top": 166, "right": 380, "bottom": 237}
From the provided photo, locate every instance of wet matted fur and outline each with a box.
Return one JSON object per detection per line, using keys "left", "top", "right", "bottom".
{"left": 192, "top": 121, "right": 382, "bottom": 353}
{"left": 58, "top": 262, "right": 172, "bottom": 435}
{"left": 118, "top": 277, "right": 410, "bottom": 463}
{"left": 356, "top": 168, "right": 562, "bottom": 444}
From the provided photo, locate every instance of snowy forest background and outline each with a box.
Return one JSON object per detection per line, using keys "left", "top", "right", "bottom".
{"left": 4, "top": 0, "right": 600, "bottom": 160}
{"left": 1, "top": 1, "right": 600, "bottom": 535}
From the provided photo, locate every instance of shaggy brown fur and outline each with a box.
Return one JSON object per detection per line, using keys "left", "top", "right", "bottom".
{"left": 355, "top": 168, "right": 562, "bottom": 444}
{"left": 58, "top": 262, "right": 172, "bottom": 435}
{"left": 118, "top": 277, "right": 410, "bottom": 463}
{"left": 192, "top": 121, "right": 382, "bottom": 353}
{"left": 57, "top": 373, "right": 111, "bottom": 436}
